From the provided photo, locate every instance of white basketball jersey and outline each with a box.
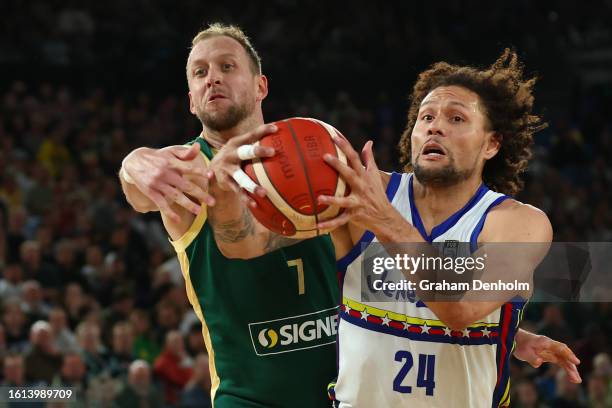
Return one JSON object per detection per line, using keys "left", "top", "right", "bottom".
{"left": 333, "top": 172, "right": 524, "bottom": 408}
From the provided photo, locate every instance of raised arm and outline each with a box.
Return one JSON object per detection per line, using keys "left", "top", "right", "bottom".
{"left": 119, "top": 144, "right": 212, "bottom": 220}
{"left": 204, "top": 123, "right": 303, "bottom": 259}
{"left": 318, "top": 135, "right": 552, "bottom": 330}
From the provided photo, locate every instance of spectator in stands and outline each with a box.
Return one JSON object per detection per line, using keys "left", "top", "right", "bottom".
{"left": 107, "top": 321, "right": 134, "bottom": 379}
{"left": 130, "top": 308, "right": 161, "bottom": 364}
{"left": 114, "top": 360, "right": 162, "bottom": 408}
{"left": 550, "top": 369, "right": 587, "bottom": 408}
{"left": 51, "top": 352, "right": 88, "bottom": 403}
{"left": 81, "top": 245, "right": 109, "bottom": 297}
{"left": 155, "top": 300, "right": 181, "bottom": 338}
{"left": 3, "top": 208, "right": 26, "bottom": 264}
{"left": 0, "top": 262, "right": 23, "bottom": 299}
{"left": 48, "top": 307, "right": 79, "bottom": 353}
{"left": 76, "top": 321, "right": 107, "bottom": 379}
{"left": 587, "top": 374, "right": 612, "bottom": 408}
{"left": 1, "top": 353, "right": 46, "bottom": 408}
{"left": 53, "top": 239, "right": 89, "bottom": 290}
{"left": 63, "top": 283, "right": 92, "bottom": 330}
{"left": 153, "top": 330, "right": 192, "bottom": 406}
{"left": 514, "top": 379, "right": 549, "bottom": 408}
{"left": 185, "top": 322, "right": 206, "bottom": 358}
{"left": 536, "top": 305, "right": 574, "bottom": 345}
{"left": 2, "top": 299, "right": 28, "bottom": 351}
{"left": 2, "top": 353, "right": 30, "bottom": 386}
{"left": 24, "top": 320, "right": 62, "bottom": 384}
{"left": 179, "top": 353, "right": 211, "bottom": 408}
{"left": 101, "top": 286, "right": 134, "bottom": 344}
{"left": 19, "top": 241, "right": 59, "bottom": 286}
{"left": 20, "top": 280, "right": 50, "bottom": 322}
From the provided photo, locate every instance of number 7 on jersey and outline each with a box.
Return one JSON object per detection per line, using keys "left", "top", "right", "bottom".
{"left": 287, "top": 259, "right": 305, "bottom": 295}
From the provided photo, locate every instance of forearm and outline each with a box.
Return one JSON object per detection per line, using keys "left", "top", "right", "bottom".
{"left": 119, "top": 167, "right": 157, "bottom": 213}
{"left": 368, "top": 212, "right": 509, "bottom": 329}
{"left": 209, "top": 193, "right": 299, "bottom": 258}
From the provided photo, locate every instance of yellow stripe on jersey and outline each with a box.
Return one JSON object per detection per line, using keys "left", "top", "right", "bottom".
{"left": 168, "top": 151, "right": 210, "bottom": 253}
{"left": 343, "top": 297, "right": 499, "bottom": 329}
{"left": 175, "top": 247, "right": 220, "bottom": 406}
{"left": 498, "top": 381, "right": 511, "bottom": 406}
{"left": 169, "top": 149, "right": 218, "bottom": 404}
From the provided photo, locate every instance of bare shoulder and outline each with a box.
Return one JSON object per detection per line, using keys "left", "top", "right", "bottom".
{"left": 379, "top": 170, "right": 392, "bottom": 185}
{"left": 161, "top": 204, "right": 197, "bottom": 241}
{"left": 481, "top": 199, "right": 552, "bottom": 243}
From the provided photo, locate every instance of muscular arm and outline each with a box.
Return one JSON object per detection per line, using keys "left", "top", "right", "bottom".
{"left": 207, "top": 185, "right": 302, "bottom": 258}
{"left": 119, "top": 144, "right": 210, "bottom": 224}
{"left": 320, "top": 136, "right": 552, "bottom": 330}
{"left": 368, "top": 200, "right": 552, "bottom": 330}
{"left": 119, "top": 164, "right": 157, "bottom": 213}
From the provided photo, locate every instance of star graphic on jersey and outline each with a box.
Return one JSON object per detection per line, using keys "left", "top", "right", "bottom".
{"left": 443, "top": 327, "right": 452, "bottom": 336}
{"left": 462, "top": 328, "right": 471, "bottom": 338}
{"left": 482, "top": 327, "right": 491, "bottom": 337}
{"left": 381, "top": 315, "right": 391, "bottom": 326}
{"left": 421, "top": 323, "right": 430, "bottom": 334}
{"left": 403, "top": 322, "right": 411, "bottom": 330}
{"left": 360, "top": 310, "right": 369, "bottom": 320}
{"left": 344, "top": 304, "right": 351, "bottom": 313}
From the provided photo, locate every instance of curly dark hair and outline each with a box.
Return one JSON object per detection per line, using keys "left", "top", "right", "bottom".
{"left": 398, "top": 49, "right": 546, "bottom": 196}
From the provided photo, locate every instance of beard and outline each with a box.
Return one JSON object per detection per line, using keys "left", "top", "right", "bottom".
{"left": 413, "top": 152, "right": 473, "bottom": 186}
{"left": 197, "top": 98, "right": 253, "bottom": 132}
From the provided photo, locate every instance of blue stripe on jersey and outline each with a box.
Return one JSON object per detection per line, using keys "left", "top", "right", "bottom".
{"left": 491, "top": 300, "right": 524, "bottom": 407}
{"left": 469, "top": 196, "right": 510, "bottom": 252}
{"left": 408, "top": 175, "right": 489, "bottom": 242}
{"left": 336, "top": 172, "right": 402, "bottom": 275}
{"left": 340, "top": 311, "right": 500, "bottom": 346}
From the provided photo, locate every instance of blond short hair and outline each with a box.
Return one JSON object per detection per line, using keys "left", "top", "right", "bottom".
{"left": 190, "top": 23, "right": 261, "bottom": 75}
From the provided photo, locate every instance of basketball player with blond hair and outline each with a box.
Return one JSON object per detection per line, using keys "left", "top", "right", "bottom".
{"left": 120, "top": 23, "right": 580, "bottom": 406}
{"left": 120, "top": 23, "right": 339, "bottom": 407}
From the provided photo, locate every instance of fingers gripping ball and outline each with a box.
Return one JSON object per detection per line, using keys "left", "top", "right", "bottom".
{"left": 243, "top": 118, "right": 349, "bottom": 238}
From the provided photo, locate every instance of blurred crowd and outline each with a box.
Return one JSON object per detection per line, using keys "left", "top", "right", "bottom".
{"left": 1, "top": 0, "right": 612, "bottom": 407}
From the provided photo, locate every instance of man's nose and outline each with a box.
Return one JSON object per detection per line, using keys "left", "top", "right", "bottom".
{"left": 206, "top": 68, "right": 222, "bottom": 87}
{"left": 427, "top": 117, "right": 445, "bottom": 136}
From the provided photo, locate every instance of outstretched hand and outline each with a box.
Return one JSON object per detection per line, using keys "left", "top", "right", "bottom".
{"left": 206, "top": 123, "right": 277, "bottom": 203}
{"left": 122, "top": 144, "right": 212, "bottom": 222}
{"left": 513, "top": 333, "right": 582, "bottom": 383}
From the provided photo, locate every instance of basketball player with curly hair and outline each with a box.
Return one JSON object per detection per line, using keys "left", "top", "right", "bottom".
{"left": 317, "top": 49, "right": 570, "bottom": 407}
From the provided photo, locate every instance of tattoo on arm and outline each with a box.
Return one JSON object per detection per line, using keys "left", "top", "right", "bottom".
{"left": 209, "top": 205, "right": 302, "bottom": 252}
{"left": 264, "top": 233, "right": 303, "bottom": 253}
{"left": 210, "top": 207, "right": 255, "bottom": 243}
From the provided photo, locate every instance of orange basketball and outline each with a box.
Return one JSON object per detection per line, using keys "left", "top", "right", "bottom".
{"left": 243, "top": 117, "right": 349, "bottom": 238}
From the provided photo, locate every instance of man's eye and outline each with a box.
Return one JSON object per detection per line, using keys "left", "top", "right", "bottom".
{"left": 194, "top": 68, "right": 206, "bottom": 76}
{"left": 422, "top": 114, "right": 433, "bottom": 121}
{"left": 452, "top": 116, "right": 464, "bottom": 122}
{"left": 223, "top": 63, "right": 234, "bottom": 70}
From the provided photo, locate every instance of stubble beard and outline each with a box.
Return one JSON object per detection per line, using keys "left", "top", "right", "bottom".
{"left": 197, "top": 98, "right": 253, "bottom": 132}
{"left": 413, "top": 152, "right": 473, "bottom": 187}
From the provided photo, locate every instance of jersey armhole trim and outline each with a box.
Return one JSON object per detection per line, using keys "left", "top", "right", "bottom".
{"left": 469, "top": 195, "right": 510, "bottom": 253}
{"left": 169, "top": 152, "right": 211, "bottom": 253}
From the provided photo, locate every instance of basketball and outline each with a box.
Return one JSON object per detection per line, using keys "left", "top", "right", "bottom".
{"left": 243, "top": 117, "right": 349, "bottom": 238}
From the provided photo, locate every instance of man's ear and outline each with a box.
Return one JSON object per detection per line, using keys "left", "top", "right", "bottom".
{"left": 256, "top": 75, "right": 268, "bottom": 102}
{"left": 188, "top": 91, "right": 196, "bottom": 115}
{"left": 484, "top": 132, "right": 502, "bottom": 160}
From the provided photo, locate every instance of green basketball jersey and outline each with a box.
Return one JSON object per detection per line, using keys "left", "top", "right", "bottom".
{"left": 170, "top": 137, "right": 339, "bottom": 407}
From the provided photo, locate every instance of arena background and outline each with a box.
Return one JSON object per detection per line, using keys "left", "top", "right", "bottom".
{"left": 1, "top": 1, "right": 611, "bottom": 407}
